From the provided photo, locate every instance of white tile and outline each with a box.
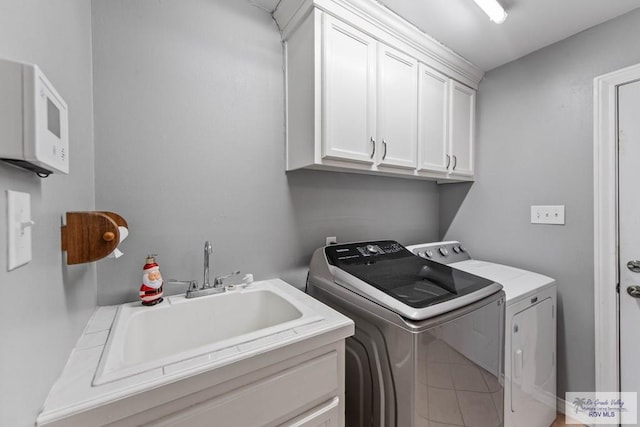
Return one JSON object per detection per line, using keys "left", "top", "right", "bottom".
{"left": 238, "top": 329, "right": 297, "bottom": 352}
{"left": 76, "top": 330, "right": 109, "bottom": 349}
{"left": 163, "top": 353, "right": 212, "bottom": 376}
{"left": 85, "top": 306, "right": 117, "bottom": 334}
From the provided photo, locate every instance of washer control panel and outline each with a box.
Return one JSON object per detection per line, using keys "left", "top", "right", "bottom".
{"left": 325, "top": 240, "right": 408, "bottom": 266}
{"left": 407, "top": 241, "right": 471, "bottom": 265}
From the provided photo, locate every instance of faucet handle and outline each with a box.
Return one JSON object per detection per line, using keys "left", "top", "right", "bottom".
{"left": 168, "top": 280, "right": 199, "bottom": 292}
{"left": 213, "top": 270, "right": 241, "bottom": 286}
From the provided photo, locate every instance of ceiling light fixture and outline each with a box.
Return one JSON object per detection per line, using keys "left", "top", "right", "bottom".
{"left": 472, "top": 0, "right": 508, "bottom": 24}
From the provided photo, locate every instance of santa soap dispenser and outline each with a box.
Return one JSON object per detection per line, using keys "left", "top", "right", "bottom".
{"left": 140, "top": 255, "right": 164, "bottom": 306}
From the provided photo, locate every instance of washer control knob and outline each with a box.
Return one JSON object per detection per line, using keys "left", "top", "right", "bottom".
{"left": 452, "top": 246, "right": 461, "bottom": 254}
{"left": 439, "top": 247, "right": 449, "bottom": 257}
{"left": 366, "top": 245, "right": 378, "bottom": 254}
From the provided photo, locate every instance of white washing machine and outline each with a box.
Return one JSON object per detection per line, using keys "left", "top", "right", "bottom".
{"left": 407, "top": 241, "right": 556, "bottom": 427}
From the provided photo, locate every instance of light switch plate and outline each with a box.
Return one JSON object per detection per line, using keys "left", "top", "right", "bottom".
{"left": 7, "top": 190, "right": 33, "bottom": 270}
{"left": 531, "top": 205, "right": 565, "bottom": 225}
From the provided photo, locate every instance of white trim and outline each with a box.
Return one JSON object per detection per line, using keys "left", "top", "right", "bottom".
{"left": 557, "top": 395, "right": 567, "bottom": 415}
{"left": 274, "top": 0, "right": 484, "bottom": 89}
{"left": 557, "top": 396, "right": 597, "bottom": 427}
{"left": 594, "top": 62, "right": 640, "bottom": 396}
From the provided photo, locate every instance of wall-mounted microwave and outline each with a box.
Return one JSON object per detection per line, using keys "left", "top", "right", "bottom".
{"left": 0, "top": 58, "right": 69, "bottom": 177}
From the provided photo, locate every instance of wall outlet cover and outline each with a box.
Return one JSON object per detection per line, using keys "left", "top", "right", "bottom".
{"left": 531, "top": 205, "right": 565, "bottom": 225}
{"left": 7, "top": 190, "right": 33, "bottom": 270}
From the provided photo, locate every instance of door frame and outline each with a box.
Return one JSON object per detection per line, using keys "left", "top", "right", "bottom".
{"left": 594, "top": 62, "right": 640, "bottom": 394}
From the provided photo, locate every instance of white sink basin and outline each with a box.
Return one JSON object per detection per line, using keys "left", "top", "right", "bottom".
{"left": 94, "top": 282, "right": 322, "bottom": 385}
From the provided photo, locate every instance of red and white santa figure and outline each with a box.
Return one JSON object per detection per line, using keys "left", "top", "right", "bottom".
{"left": 140, "top": 255, "right": 164, "bottom": 306}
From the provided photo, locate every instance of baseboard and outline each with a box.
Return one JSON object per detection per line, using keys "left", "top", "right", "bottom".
{"left": 557, "top": 395, "right": 597, "bottom": 427}
{"left": 557, "top": 395, "right": 567, "bottom": 415}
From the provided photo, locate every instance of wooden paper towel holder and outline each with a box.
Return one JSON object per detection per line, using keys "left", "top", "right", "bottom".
{"left": 61, "top": 211, "right": 128, "bottom": 265}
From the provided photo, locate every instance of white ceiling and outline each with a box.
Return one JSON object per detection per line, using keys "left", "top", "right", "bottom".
{"left": 375, "top": 0, "right": 640, "bottom": 70}
{"left": 254, "top": 0, "right": 640, "bottom": 71}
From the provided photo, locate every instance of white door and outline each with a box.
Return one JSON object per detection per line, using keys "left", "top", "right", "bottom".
{"left": 376, "top": 44, "right": 417, "bottom": 169}
{"left": 322, "top": 14, "right": 377, "bottom": 164}
{"left": 448, "top": 81, "right": 475, "bottom": 177}
{"left": 619, "top": 79, "right": 640, "bottom": 407}
{"left": 417, "top": 64, "right": 449, "bottom": 173}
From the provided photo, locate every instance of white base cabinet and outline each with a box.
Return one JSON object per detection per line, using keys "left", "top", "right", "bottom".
{"left": 147, "top": 349, "right": 343, "bottom": 427}
{"left": 277, "top": 0, "right": 482, "bottom": 182}
{"left": 93, "top": 343, "right": 346, "bottom": 427}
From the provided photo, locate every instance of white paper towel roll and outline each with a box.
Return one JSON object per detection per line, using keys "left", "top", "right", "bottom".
{"left": 107, "top": 226, "right": 129, "bottom": 259}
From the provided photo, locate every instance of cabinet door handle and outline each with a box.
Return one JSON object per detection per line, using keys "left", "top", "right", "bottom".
{"left": 446, "top": 154, "right": 451, "bottom": 169}
{"left": 370, "top": 137, "right": 376, "bottom": 159}
{"left": 452, "top": 155, "right": 458, "bottom": 170}
{"left": 627, "top": 285, "right": 640, "bottom": 298}
{"left": 382, "top": 140, "right": 388, "bottom": 160}
{"left": 627, "top": 260, "right": 640, "bottom": 272}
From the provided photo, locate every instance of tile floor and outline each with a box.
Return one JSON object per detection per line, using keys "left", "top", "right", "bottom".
{"left": 551, "top": 413, "right": 587, "bottom": 426}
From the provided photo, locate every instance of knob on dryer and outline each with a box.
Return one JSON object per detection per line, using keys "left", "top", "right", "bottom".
{"left": 439, "top": 247, "right": 449, "bottom": 256}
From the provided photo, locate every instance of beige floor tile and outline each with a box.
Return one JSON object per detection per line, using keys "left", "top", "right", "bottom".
{"left": 428, "top": 387, "right": 465, "bottom": 425}
{"left": 451, "top": 364, "right": 490, "bottom": 392}
{"left": 457, "top": 390, "right": 501, "bottom": 427}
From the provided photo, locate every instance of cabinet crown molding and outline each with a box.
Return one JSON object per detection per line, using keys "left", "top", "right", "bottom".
{"left": 274, "top": 0, "right": 484, "bottom": 89}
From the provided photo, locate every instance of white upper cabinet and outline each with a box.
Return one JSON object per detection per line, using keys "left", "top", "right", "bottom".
{"left": 418, "top": 65, "right": 477, "bottom": 178}
{"left": 417, "top": 64, "right": 449, "bottom": 173}
{"left": 322, "top": 14, "right": 377, "bottom": 164}
{"left": 448, "top": 80, "right": 476, "bottom": 177}
{"left": 323, "top": 15, "right": 417, "bottom": 170}
{"left": 276, "top": 0, "right": 482, "bottom": 182}
{"left": 377, "top": 45, "right": 418, "bottom": 169}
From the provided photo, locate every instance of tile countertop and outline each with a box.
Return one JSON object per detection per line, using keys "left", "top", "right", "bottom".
{"left": 36, "top": 279, "right": 354, "bottom": 426}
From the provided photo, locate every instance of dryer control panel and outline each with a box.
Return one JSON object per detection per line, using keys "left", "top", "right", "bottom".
{"left": 407, "top": 241, "right": 472, "bottom": 264}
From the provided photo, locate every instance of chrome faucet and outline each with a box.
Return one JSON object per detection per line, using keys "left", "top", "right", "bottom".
{"left": 204, "top": 241, "right": 212, "bottom": 288}
{"left": 169, "top": 240, "right": 225, "bottom": 298}
{"left": 169, "top": 240, "right": 252, "bottom": 298}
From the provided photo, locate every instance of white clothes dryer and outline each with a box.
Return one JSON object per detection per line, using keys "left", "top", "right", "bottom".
{"left": 407, "top": 241, "right": 557, "bottom": 427}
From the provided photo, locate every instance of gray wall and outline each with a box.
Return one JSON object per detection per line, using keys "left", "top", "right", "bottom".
{"left": 0, "top": 1, "right": 96, "bottom": 426}
{"left": 92, "top": 0, "right": 440, "bottom": 305}
{"left": 440, "top": 8, "right": 640, "bottom": 398}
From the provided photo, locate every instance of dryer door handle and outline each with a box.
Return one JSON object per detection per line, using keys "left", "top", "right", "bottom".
{"left": 514, "top": 349, "right": 523, "bottom": 380}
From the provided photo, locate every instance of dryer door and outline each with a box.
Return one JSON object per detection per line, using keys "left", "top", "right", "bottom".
{"left": 511, "top": 297, "right": 556, "bottom": 425}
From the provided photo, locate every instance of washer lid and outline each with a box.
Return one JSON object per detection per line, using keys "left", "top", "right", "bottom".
{"left": 325, "top": 241, "right": 499, "bottom": 310}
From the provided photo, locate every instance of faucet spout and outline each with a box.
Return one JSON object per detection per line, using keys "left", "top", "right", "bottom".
{"left": 203, "top": 241, "right": 212, "bottom": 287}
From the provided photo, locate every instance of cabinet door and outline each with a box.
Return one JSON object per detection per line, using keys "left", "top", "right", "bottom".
{"left": 322, "top": 14, "right": 376, "bottom": 164}
{"left": 377, "top": 45, "right": 417, "bottom": 169}
{"left": 448, "top": 81, "right": 475, "bottom": 177}
{"left": 417, "top": 64, "right": 449, "bottom": 172}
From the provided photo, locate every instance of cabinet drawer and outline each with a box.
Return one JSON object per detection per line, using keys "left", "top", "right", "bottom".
{"left": 149, "top": 351, "right": 339, "bottom": 427}
{"left": 282, "top": 397, "right": 340, "bottom": 427}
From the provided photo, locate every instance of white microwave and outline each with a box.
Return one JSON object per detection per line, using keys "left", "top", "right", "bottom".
{"left": 0, "top": 58, "right": 69, "bottom": 176}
